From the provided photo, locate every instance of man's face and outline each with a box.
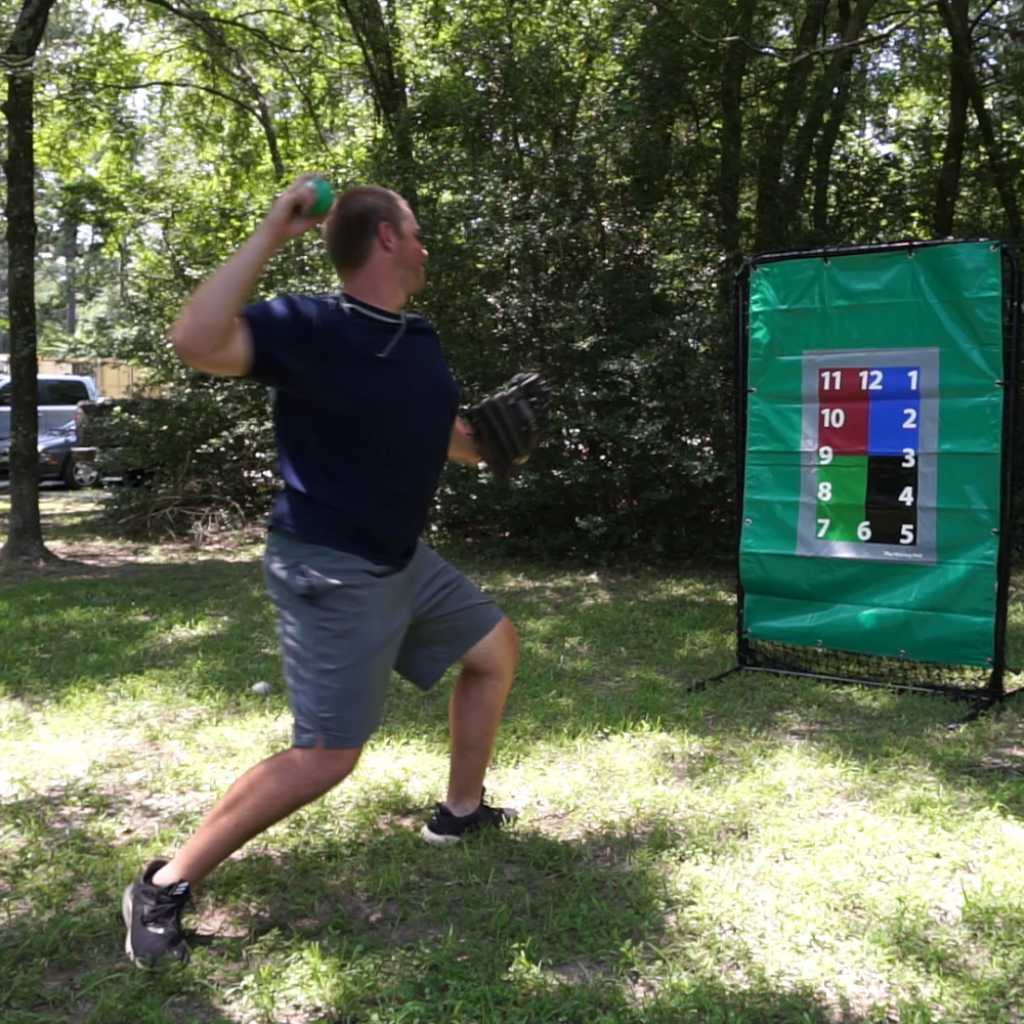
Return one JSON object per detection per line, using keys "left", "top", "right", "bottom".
{"left": 394, "top": 202, "right": 428, "bottom": 296}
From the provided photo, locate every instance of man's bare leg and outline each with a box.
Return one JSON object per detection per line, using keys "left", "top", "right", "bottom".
{"left": 444, "top": 616, "right": 518, "bottom": 817}
{"left": 152, "top": 743, "right": 362, "bottom": 887}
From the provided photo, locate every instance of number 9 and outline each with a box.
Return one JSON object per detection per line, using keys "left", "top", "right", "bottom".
{"left": 818, "top": 445, "right": 834, "bottom": 466}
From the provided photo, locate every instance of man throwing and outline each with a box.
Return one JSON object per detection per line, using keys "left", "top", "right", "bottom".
{"left": 122, "top": 177, "right": 519, "bottom": 967}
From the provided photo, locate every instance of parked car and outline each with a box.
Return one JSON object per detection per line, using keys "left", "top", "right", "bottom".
{"left": 0, "top": 374, "right": 100, "bottom": 442}
{"left": 0, "top": 420, "right": 101, "bottom": 489}
{"left": 73, "top": 397, "right": 157, "bottom": 486}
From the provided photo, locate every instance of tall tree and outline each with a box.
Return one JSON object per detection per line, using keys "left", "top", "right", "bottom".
{"left": 2, "top": 0, "right": 59, "bottom": 564}
{"left": 937, "top": 0, "right": 1022, "bottom": 239}
{"left": 338, "top": 0, "right": 417, "bottom": 204}
{"left": 934, "top": 0, "right": 970, "bottom": 236}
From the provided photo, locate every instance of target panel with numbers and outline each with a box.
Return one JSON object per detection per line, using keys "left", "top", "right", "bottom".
{"left": 735, "top": 239, "right": 1015, "bottom": 680}
{"left": 797, "top": 348, "right": 939, "bottom": 564}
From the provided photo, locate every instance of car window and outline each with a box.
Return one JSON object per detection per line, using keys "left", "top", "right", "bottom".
{"left": 41, "top": 380, "right": 90, "bottom": 405}
{"left": 0, "top": 384, "right": 11, "bottom": 405}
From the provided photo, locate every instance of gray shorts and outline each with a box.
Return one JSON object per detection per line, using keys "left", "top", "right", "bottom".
{"left": 263, "top": 529, "right": 504, "bottom": 749}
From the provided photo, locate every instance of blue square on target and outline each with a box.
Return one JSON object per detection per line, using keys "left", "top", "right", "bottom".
{"left": 869, "top": 395, "right": 920, "bottom": 455}
{"left": 864, "top": 367, "right": 921, "bottom": 456}
{"left": 870, "top": 366, "right": 921, "bottom": 398}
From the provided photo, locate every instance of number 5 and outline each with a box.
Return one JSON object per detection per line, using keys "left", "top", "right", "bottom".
{"left": 900, "top": 524, "right": 915, "bottom": 545}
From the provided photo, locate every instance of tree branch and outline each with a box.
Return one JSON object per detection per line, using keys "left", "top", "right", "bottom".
{"left": 651, "top": 0, "right": 937, "bottom": 64}
{"left": 141, "top": 0, "right": 308, "bottom": 55}
{"left": 74, "top": 78, "right": 259, "bottom": 117}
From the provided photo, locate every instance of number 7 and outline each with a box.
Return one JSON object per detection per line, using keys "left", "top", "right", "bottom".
{"left": 817, "top": 519, "right": 830, "bottom": 538}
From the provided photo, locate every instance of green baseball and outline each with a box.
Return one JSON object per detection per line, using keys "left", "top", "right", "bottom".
{"left": 304, "top": 176, "right": 334, "bottom": 217}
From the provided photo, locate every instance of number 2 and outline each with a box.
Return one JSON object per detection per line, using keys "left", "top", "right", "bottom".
{"left": 903, "top": 408, "right": 917, "bottom": 429}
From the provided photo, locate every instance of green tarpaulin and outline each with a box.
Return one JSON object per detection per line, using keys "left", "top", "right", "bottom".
{"left": 740, "top": 242, "right": 1004, "bottom": 667}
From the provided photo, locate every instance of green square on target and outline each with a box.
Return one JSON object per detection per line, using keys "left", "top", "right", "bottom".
{"left": 816, "top": 455, "right": 867, "bottom": 542}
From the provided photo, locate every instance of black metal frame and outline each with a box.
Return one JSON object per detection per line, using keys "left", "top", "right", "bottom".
{"left": 716, "top": 238, "right": 1022, "bottom": 709}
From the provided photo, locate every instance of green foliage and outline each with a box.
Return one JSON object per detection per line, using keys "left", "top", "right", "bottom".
{"left": 94, "top": 381, "right": 276, "bottom": 540}
{"left": 7, "top": 0, "right": 1024, "bottom": 557}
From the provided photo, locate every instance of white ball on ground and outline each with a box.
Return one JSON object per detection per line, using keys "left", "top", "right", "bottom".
{"left": 251, "top": 681, "right": 272, "bottom": 696}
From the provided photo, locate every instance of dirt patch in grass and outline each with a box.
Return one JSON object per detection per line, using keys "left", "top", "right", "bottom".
{"left": 0, "top": 492, "right": 266, "bottom": 590}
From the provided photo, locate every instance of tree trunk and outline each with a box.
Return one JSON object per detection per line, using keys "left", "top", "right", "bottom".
{"left": 2, "top": 0, "right": 59, "bottom": 564}
{"left": 65, "top": 217, "right": 77, "bottom": 336}
{"left": 810, "top": 73, "right": 852, "bottom": 236}
{"left": 933, "top": 47, "right": 968, "bottom": 236}
{"left": 938, "top": 0, "right": 1022, "bottom": 239}
{"left": 338, "top": 0, "right": 417, "bottom": 208}
{"left": 0, "top": 267, "right": 8, "bottom": 354}
{"left": 753, "top": 0, "right": 831, "bottom": 252}
{"left": 718, "top": 0, "right": 757, "bottom": 294}
{"left": 784, "top": 0, "right": 879, "bottom": 239}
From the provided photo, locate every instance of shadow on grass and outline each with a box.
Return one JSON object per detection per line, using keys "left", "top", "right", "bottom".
{"left": 6, "top": 550, "right": 1024, "bottom": 825}
{"left": 0, "top": 780, "right": 975, "bottom": 1024}
{"left": 0, "top": 560, "right": 278, "bottom": 705}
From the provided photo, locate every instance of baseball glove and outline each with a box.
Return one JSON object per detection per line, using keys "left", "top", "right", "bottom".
{"left": 466, "top": 372, "right": 551, "bottom": 479}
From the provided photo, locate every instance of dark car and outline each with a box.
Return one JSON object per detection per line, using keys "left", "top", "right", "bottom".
{"left": 0, "top": 421, "right": 100, "bottom": 490}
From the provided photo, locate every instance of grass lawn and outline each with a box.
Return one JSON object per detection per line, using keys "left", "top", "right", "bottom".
{"left": 3, "top": 492, "right": 1024, "bottom": 1023}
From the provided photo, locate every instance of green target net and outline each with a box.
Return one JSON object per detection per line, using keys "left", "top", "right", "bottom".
{"left": 733, "top": 240, "right": 1021, "bottom": 700}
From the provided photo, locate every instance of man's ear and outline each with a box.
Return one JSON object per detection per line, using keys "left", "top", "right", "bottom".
{"left": 378, "top": 220, "right": 397, "bottom": 253}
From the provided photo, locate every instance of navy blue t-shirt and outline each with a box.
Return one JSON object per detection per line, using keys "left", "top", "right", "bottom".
{"left": 242, "top": 292, "right": 460, "bottom": 567}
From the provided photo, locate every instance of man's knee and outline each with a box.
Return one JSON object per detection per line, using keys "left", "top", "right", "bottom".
{"left": 292, "top": 742, "right": 363, "bottom": 787}
{"left": 460, "top": 616, "right": 519, "bottom": 681}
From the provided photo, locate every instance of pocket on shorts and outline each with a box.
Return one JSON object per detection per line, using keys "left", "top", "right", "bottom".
{"left": 264, "top": 555, "right": 345, "bottom": 601}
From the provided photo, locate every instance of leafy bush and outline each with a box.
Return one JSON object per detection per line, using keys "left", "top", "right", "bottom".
{"left": 97, "top": 379, "right": 277, "bottom": 541}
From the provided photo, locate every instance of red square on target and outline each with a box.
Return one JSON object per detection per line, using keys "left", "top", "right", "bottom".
{"left": 817, "top": 367, "right": 868, "bottom": 455}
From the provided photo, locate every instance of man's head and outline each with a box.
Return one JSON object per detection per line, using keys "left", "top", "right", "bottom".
{"left": 324, "top": 185, "right": 427, "bottom": 297}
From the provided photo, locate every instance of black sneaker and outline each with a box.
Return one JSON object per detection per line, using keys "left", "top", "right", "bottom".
{"left": 420, "top": 788, "right": 518, "bottom": 845}
{"left": 122, "top": 859, "right": 192, "bottom": 967}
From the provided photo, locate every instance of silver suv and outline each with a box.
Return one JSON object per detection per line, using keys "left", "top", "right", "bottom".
{"left": 0, "top": 374, "right": 100, "bottom": 440}
{"left": 0, "top": 375, "right": 102, "bottom": 489}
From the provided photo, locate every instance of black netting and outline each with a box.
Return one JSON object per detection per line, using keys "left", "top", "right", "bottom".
{"left": 741, "top": 638, "right": 997, "bottom": 697}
